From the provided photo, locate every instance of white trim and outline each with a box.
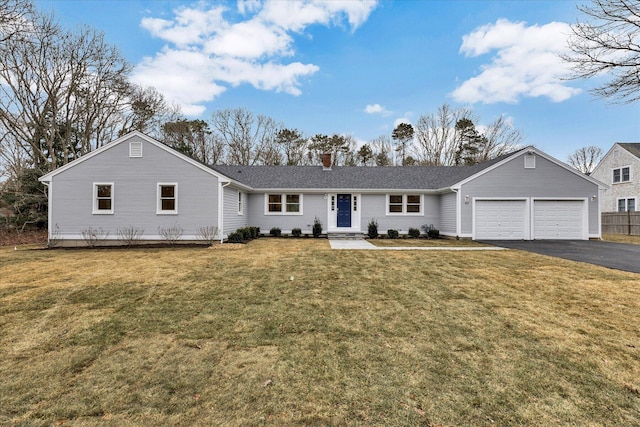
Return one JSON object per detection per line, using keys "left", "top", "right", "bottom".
{"left": 237, "top": 191, "right": 244, "bottom": 215}
{"left": 264, "top": 193, "right": 304, "bottom": 215}
{"left": 385, "top": 194, "right": 424, "bottom": 216}
{"left": 326, "top": 192, "right": 362, "bottom": 232}
{"left": 592, "top": 143, "right": 640, "bottom": 177}
{"left": 531, "top": 198, "right": 589, "bottom": 240}
{"left": 38, "top": 131, "right": 241, "bottom": 188}
{"left": 616, "top": 197, "right": 636, "bottom": 212}
{"left": 453, "top": 146, "right": 608, "bottom": 190}
{"left": 612, "top": 165, "right": 631, "bottom": 184}
{"left": 92, "top": 182, "right": 114, "bottom": 215}
{"left": 157, "top": 182, "right": 178, "bottom": 215}
{"left": 219, "top": 181, "right": 230, "bottom": 244}
{"left": 472, "top": 197, "right": 529, "bottom": 240}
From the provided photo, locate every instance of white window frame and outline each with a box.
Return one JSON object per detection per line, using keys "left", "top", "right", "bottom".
{"left": 264, "top": 193, "right": 303, "bottom": 215}
{"left": 386, "top": 194, "right": 423, "bottom": 216}
{"left": 613, "top": 166, "right": 631, "bottom": 184}
{"left": 129, "top": 141, "right": 143, "bottom": 158}
{"left": 93, "top": 182, "right": 114, "bottom": 214}
{"left": 157, "top": 183, "right": 178, "bottom": 215}
{"left": 617, "top": 197, "right": 636, "bottom": 212}
{"left": 237, "top": 191, "right": 243, "bottom": 215}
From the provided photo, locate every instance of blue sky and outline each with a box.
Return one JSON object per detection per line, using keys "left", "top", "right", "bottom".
{"left": 38, "top": 0, "right": 639, "bottom": 160}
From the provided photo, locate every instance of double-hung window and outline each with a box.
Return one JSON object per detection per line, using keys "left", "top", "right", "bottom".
{"left": 93, "top": 183, "right": 114, "bottom": 214}
{"left": 157, "top": 183, "right": 178, "bottom": 214}
{"left": 387, "top": 194, "right": 423, "bottom": 215}
{"left": 266, "top": 194, "right": 303, "bottom": 215}
{"left": 618, "top": 198, "right": 636, "bottom": 212}
{"left": 613, "top": 167, "right": 630, "bottom": 183}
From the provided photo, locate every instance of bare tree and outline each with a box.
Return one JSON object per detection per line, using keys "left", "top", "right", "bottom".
{"left": 0, "top": 0, "right": 33, "bottom": 43}
{"left": 413, "top": 104, "right": 474, "bottom": 166}
{"left": 567, "top": 145, "right": 604, "bottom": 174}
{"left": 370, "top": 135, "right": 392, "bottom": 166}
{"left": 564, "top": 0, "right": 640, "bottom": 103}
{"left": 210, "top": 108, "right": 281, "bottom": 165}
{"left": 0, "top": 10, "right": 132, "bottom": 171}
{"left": 480, "top": 115, "right": 524, "bottom": 161}
{"left": 413, "top": 104, "right": 523, "bottom": 166}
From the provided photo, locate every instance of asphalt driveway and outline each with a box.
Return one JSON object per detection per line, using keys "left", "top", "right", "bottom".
{"left": 481, "top": 240, "right": 640, "bottom": 274}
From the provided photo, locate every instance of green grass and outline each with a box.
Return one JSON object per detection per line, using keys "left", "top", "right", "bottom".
{"left": 1, "top": 240, "right": 639, "bottom": 426}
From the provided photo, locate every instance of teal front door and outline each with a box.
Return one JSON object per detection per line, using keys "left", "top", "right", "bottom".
{"left": 337, "top": 194, "right": 351, "bottom": 227}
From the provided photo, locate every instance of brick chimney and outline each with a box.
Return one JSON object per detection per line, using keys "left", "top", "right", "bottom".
{"left": 322, "top": 153, "right": 332, "bottom": 170}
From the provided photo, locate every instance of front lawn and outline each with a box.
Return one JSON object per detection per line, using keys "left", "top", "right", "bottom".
{"left": 368, "top": 238, "right": 489, "bottom": 247}
{"left": 603, "top": 233, "right": 640, "bottom": 245}
{"left": 1, "top": 240, "right": 638, "bottom": 426}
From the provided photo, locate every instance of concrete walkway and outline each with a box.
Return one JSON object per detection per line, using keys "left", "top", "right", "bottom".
{"left": 329, "top": 239, "right": 507, "bottom": 251}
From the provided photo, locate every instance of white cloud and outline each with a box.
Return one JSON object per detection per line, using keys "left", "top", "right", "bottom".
{"left": 134, "top": 1, "right": 378, "bottom": 115}
{"left": 364, "top": 103, "right": 389, "bottom": 115}
{"left": 451, "top": 19, "right": 581, "bottom": 104}
{"left": 393, "top": 117, "right": 411, "bottom": 128}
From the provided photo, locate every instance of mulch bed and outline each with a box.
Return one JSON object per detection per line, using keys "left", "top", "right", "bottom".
{"left": 0, "top": 229, "right": 48, "bottom": 247}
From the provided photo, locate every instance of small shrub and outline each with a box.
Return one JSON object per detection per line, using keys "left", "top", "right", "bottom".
{"left": 158, "top": 223, "right": 183, "bottom": 245}
{"left": 387, "top": 229, "right": 399, "bottom": 239}
{"left": 197, "top": 225, "right": 219, "bottom": 245}
{"left": 81, "top": 226, "right": 109, "bottom": 247}
{"left": 249, "top": 226, "right": 260, "bottom": 239}
{"left": 270, "top": 227, "right": 282, "bottom": 237}
{"left": 408, "top": 227, "right": 421, "bottom": 238}
{"left": 117, "top": 225, "right": 144, "bottom": 246}
{"left": 227, "top": 231, "right": 243, "bottom": 243}
{"left": 312, "top": 217, "right": 323, "bottom": 238}
{"left": 291, "top": 228, "right": 302, "bottom": 237}
{"left": 47, "top": 223, "right": 62, "bottom": 248}
{"left": 427, "top": 228, "right": 440, "bottom": 239}
{"left": 239, "top": 227, "right": 251, "bottom": 240}
{"left": 367, "top": 219, "right": 378, "bottom": 239}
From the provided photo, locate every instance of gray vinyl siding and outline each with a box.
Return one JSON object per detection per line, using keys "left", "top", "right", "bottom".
{"left": 223, "top": 186, "right": 248, "bottom": 236}
{"left": 247, "top": 193, "right": 327, "bottom": 234}
{"left": 49, "top": 135, "right": 219, "bottom": 240}
{"left": 459, "top": 154, "right": 600, "bottom": 235}
{"left": 359, "top": 194, "right": 439, "bottom": 234}
{"left": 439, "top": 192, "right": 457, "bottom": 235}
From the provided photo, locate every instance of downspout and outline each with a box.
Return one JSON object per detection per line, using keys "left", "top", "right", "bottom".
{"left": 451, "top": 187, "right": 460, "bottom": 239}
{"left": 219, "top": 181, "right": 231, "bottom": 244}
{"left": 41, "top": 181, "right": 51, "bottom": 245}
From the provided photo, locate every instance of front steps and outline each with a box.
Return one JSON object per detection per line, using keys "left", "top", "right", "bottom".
{"left": 327, "top": 232, "right": 366, "bottom": 240}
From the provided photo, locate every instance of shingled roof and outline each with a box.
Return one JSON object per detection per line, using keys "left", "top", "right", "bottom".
{"left": 213, "top": 150, "right": 520, "bottom": 190}
{"left": 618, "top": 143, "right": 640, "bottom": 158}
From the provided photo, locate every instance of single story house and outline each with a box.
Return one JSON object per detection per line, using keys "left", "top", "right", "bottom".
{"left": 39, "top": 131, "right": 606, "bottom": 246}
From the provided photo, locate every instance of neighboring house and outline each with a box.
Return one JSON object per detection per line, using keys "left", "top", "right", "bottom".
{"left": 591, "top": 143, "right": 640, "bottom": 212}
{"left": 39, "top": 131, "right": 605, "bottom": 246}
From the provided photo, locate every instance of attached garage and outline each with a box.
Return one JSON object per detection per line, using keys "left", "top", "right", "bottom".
{"left": 532, "top": 200, "right": 585, "bottom": 240}
{"left": 474, "top": 200, "right": 527, "bottom": 240}
{"left": 474, "top": 198, "right": 588, "bottom": 240}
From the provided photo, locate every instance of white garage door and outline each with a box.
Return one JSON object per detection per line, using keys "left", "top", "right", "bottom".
{"left": 475, "top": 200, "right": 526, "bottom": 240}
{"left": 533, "top": 200, "right": 584, "bottom": 239}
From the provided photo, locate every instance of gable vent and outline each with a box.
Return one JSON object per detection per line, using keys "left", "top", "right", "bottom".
{"left": 129, "top": 141, "right": 142, "bottom": 158}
